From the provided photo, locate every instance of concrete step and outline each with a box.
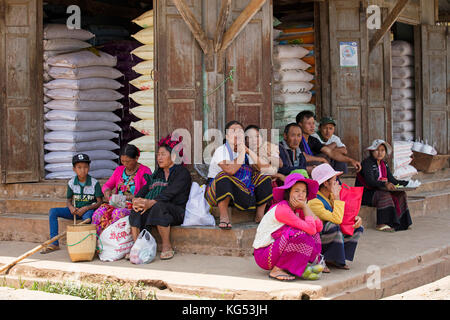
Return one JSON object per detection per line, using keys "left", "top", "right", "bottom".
{"left": 0, "top": 198, "right": 67, "bottom": 215}
{"left": 0, "top": 211, "right": 449, "bottom": 300}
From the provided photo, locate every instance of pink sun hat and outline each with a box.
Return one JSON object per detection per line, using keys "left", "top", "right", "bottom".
{"left": 273, "top": 173, "right": 319, "bottom": 202}
{"left": 311, "top": 163, "right": 343, "bottom": 186}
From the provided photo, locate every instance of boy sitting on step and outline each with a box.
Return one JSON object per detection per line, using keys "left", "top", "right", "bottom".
{"left": 41, "top": 154, "right": 103, "bottom": 254}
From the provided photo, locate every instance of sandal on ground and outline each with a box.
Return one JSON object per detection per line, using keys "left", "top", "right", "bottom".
{"left": 40, "top": 244, "right": 60, "bottom": 254}
{"left": 326, "top": 261, "right": 350, "bottom": 270}
{"left": 376, "top": 224, "right": 395, "bottom": 233}
{"left": 218, "top": 221, "right": 232, "bottom": 230}
{"left": 160, "top": 250, "right": 175, "bottom": 260}
{"left": 269, "top": 272, "right": 295, "bottom": 282}
{"left": 322, "top": 266, "right": 331, "bottom": 273}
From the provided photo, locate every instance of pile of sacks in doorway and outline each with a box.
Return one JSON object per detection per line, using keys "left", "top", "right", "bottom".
{"left": 43, "top": 24, "right": 122, "bottom": 179}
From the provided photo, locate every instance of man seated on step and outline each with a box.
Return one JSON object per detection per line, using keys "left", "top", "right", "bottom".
{"left": 296, "top": 111, "right": 362, "bottom": 174}
{"left": 311, "top": 116, "right": 349, "bottom": 174}
{"left": 41, "top": 154, "right": 104, "bottom": 254}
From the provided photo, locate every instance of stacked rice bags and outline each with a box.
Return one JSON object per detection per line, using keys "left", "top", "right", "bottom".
{"left": 393, "top": 140, "right": 417, "bottom": 181}
{"left": 44, "top": 38, "right": 123, "bottom": 179}
{"left": 273, "top": 24, "right": 315, "bottom": 139}
{"left": 391, "top": 40, "right": 415, "bottom": 142}
{"left": 129, "top": 9, "right": 156, "bottom": 171}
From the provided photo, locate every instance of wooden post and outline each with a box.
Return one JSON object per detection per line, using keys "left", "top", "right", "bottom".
{"left": 172, "top": 0, "right": 213, "bottom": 54}
{"left": 214, "top": 0, "right": 232, "bottom": 52}
{"left": 219, "top": 0, "right": 267, "bottom": 52}
{"left": 0, "top": 218, "right": 91, "bottom": 275}
{"left": 369, "top": 0, "right": 409, "bottom": 53}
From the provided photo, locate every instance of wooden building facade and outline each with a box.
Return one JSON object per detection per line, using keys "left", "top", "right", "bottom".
{"left": 0, "top": 0, "right": 448, "bottom": 183}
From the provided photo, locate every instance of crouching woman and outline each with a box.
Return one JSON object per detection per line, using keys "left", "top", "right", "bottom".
{"left": 252, "top": 173, "right": 323, "bottom": 281}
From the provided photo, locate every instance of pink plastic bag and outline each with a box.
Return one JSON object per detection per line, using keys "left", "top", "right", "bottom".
{"left": 339, "top": 184, "right": 363, "bottom": 236}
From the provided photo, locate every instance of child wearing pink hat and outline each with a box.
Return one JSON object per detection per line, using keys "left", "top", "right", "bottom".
{"left": 253, "top": 173, "right": 324, "bottom": 281}
{"left": 309, "top": 164, "right": 364, "bottom": 271}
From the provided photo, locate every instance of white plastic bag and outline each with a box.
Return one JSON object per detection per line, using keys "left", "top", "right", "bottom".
{"left": 99, "top": 217, "right": 134, "bottom": 262}
{"left": 129, "top": 229, "right": 157, "bottom": 264}
{"left": 181, "top": 182, "right": 215, "bottom": 227}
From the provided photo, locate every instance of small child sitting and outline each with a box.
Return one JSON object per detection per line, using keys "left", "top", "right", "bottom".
{"left": 41, "top": 154, "right": 103, "bottom": 254}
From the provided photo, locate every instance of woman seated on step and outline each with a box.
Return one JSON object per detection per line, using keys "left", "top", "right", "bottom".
{"left": 355, "top": 139, "right": 412, "bottom": 232}
{"left": 91, "top": 144, "right": 152, "bottom": 235}
{"left": 309, "top": 163, "right": 364, "bottom": 272}
{"left": 205, "top": 121, "right": 273, "bottom": 230}
{"left": 128, "top": 135, "right": 191, "bottom": 260}
{"left": 253, "top": 173, "right": 324, "bottom": 281}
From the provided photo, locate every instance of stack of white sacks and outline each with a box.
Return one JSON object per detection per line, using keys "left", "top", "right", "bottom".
{"left": 392, "top": 141, "right": 419, "bottom": 183}
{"left": 273, "top": 33, "right": 315, "bottom": 138}
{"left": 391, "top": 40, "right": 415, "bottom": 142}
{"left": 43, "top": 25, "right": 123, "bottom": 179}
{"left": 128, "top": 9, "right": 156, "bottom": 171}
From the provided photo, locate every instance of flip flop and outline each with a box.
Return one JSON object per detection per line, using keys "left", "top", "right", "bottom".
{"left": 40, "top": 245, "right": 60, "bottom": 254}
{"left": 160, "top": 250, "right": 175, "bottom": 260}
{"left": 268, "top": 273, "right": 295, "bottom": 282}
{"left": 376, "top": 225, "right": 395, "bottom": 233}
{"left": 218, "top": 221, "right": 232, "bottom": 230}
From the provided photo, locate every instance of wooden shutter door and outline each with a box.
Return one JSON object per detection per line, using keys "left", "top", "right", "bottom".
{"left": 0, "top": 0, "right": 41, "bottom": 183}
{"left": 329, "top": 0, "right": 368, "bottom": 161}
{"left": 367, "top": 8, "right": 392, "bottom": 147}
{"left": 225, "top": 0, "right": 272, "bottom": 132}
{"left": 421, "top": 24, "right": 449, "bottom": 154}
{"left": 156, "top": 0, "right": 203, "bottom": 157}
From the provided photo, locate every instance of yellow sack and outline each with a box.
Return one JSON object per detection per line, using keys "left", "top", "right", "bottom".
{"left": 130, "top": 105, "right": 154, "bottom": 120}
{"left": 131, "top": 28, "right": 154, "bottom": 45}
{"left": 139, "top": 152, "right": 155, "bottom": 171}
{"left": 132, "top": 10, "right": 154, "bottom": 28}
{"left": 130, "top": 75, "right": 154, "bottom": 90}
{"left": 131, "top": 120, "right": 155, "bottom": 135}
{"left": 132, "top": 60, "right": 154, "bottom": 75}
{"left": 131, "top": 45, "right": 154, "bottom": 60}
{"left": 129, "top": 135, "right": 155, "bottom": 152}
{"left": 129, "top": 90, "right": 154, "bottom": 105}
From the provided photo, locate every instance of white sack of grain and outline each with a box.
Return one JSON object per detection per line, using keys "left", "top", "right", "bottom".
{"left": 392, "top": 78, "right": 414, "bottom": 89}
{"left": 131, "top": 45, "right": 154, "bottom": 60}
{"left": 129, "top": 90, "right": 154, "bottom": 105}
{"left": 273, "top": 81, "right": 314, "bottom": 94}
{"left": 274, "top": 70, "right": 314, "bottom": 82}
{"left": 45, "top": 110, "right": 121, "bottom": 122}
{"left": 44, "top": 140, "right": 120, "bottom": 152}
{"left": 393, "top": 121, "right": 415, "bottom": 133}
{"left": 47, "top": 50, "right": 117, "bottom": 68}
{"left": 129, "top": 106, "right": 154, "bottom": 120}
{"left": 392, "top": 99, "right": 415, "bottom": 111}
{"left": 392, "top": 66, "right": 414, "bottom": 79}
{"left": 45, "top": 88, "right": 123, "bottom": 101}
{"left": 393, "top": 110, "right": 414, "bottom": 122}
{"left": 44, "top": 130, "right": 119, "bottom": 143}
{"left": 48, "top": 66, "right": 123, "bottom": 80}
{"left": 273, "top": 92, "right": 313, "bottom": 104}
{"left": 131, "top": 28, "right": 154, "bottom": 45}
{"left": 132, "top": 10, "right": 154, "bottom": 28}
{"left": 129, "top": 136, "right": 155, "bottom": 152}
{"left": 273, "top": 45, "right": 309, "bottom": 59}
{"left": 273, "top": 58, "right": 311, "bottom": 71}
{"left": 130, "top": 120, "right": 155, "bottom": 135}
{"left": 46, "top": 160, "right": 118, "bottom": 172}
{"left": 45, "top": 100, "right": 123, "bottom": 112}
{"left": 392, "top": 55, "right": 414, "bottom": 67}
{"left": 129, "top": 75, "right": 154, "bottom": 91}
{"left": 45, "top": 120, "right": 121, "bottom": 132}
{"left": 45, "top": 150, "right": 119, "bottom": 163}
{"left": 391, "top": 40, "right": 414, "bottom": 56}
{"left": 44, "top": 24, "right": 95, "bottom": 40}
{"left": 392, "top": 88, "right": 415, "bottom": 100}
{"left": 44, "top": 78, "right": 123, "bottom": 90}
{"left": 132, "top": 60, "right": 154, "bottom": 75}
{"left": 43, "top": 39, "right": 91, "bottom": 51}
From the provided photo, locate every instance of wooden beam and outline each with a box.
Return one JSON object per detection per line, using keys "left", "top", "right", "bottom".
{"left": 172, "top": 0, "right": 212, "bottom": 55}
{"left": 369, "top": 0, "right": 409, "bottom": 53}
{"left": 214, "top": 0, "right": 232, "bottom": 52}
{"left": 219, "top": 0, "right": 267, "bottom": 52}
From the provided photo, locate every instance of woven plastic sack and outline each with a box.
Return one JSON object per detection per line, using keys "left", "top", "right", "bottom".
{"left": 393, "top": 121, "right": 415, "bottom": 133}
{"left": 130, "top": 229, "right": 157, "bottom": 264}
{"left": 45, "top": 160, "right": 118, "bottom": 172}
{"left": 44, "top": 78, "right": 123, "bottom": 90}
{"left": 47, "top": 50, "right": 117, "bottom": 68}
{"left": 45, "top": 169, "right": 114, "bottom": 180}
{"left": 44, "top": 130, "right": 119, "bottom": 143}
{"left": 392, "top": 66, "right": 414, "bottom": 79}
{"left": 129, "top": 105, "right": 154, "bottom": 120}
{"left": 132, "top": 60, "right": 154, "bottom": 75}
{"left": 44, "top": 50, "right": 75, "bottom": 60}
{"left": 44, "top": 140, "right": 120, "bottom": 152}
{"left": 138, "top": 152, "right": 155, "bottom": 171}
{"left": 274, "top": 92, "right": 312, "bottom": 104}
{"left": 392, "top": 99, "right": 414, "bottom": 111}
{"left": 43, "top": 39, "right": 91, "bottom": 51}
{"left": 129, "top": 75, "right": 154, "bottom": 90}
{"left": 98, "top": 217, "right": 134, "bottom": 262}
{"left": 44, "top": 24, "right": 94, "bottom": 40}
{"left": 274, "top": 70, "right": 314, "bottom": 82}
{"left": 392, "top": 78, "right": 414, "bottom": 89}
{"left": 44, "top": 120, "right": 121, "bottom": 132}
{"left": 392, "top": 88, "right": 414, "bottom": 100}
{"left": 129, "top": 135, "right": 155, "bottom": 152}
{"left": 273, "top": 58, "right": 311, "bottom": 71}
{"left": 129, "top": 90, "right": 154, "bottom": 105}
{"left": 393, "top": 132, "right": 414, "bottom": 141}
{"left": 339, "top": 184, "right": 363, "bottom": 236}
{"left": 130, "top": 120, "right": 155, "bottom": 135}
{"left": 45, "top": 100, "right": 123, "bottom": 112}
{"left": 48, "top": 66, "right": 123, "bottom": 80}
{"left": 392, "top": 55, "right": 414, "bottom": 67}
{"left": 131, "top": 45, "right": 154, "bottom": 60}
{"left": 393, "top": 110, "right": 414, "bottom": 122}
{"left": 273, "top": 45, "right": 309, "bottom": 59}
{"left": 44, "top": 150, "right": 119, "bottom": 163}
{"left": 45, "top": 89, "right": 123, "bottom": 101}
{"left": 391, "top": 40, "right": 414, "bottom": 56}
{"left": 131, "top": 28, "right": 154, "bottom": 45}
{"left": 274, "top": 81, "right": 313, "bottom": 93}
{"left": 132, "top": 9, "right": 154, "bottom": 28}
{"left": 45, "top": 110, "right": 121, "bottom": 122}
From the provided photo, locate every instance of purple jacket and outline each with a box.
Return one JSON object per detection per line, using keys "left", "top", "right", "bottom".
{"left": 102, "top": 164, "right": 152, "bottom": 195}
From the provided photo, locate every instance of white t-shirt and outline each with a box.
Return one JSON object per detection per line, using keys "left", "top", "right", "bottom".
{"left": 311, "top": 133, "right": 346, "bottom": 148}
{"left": 207, "top": 144, "right": 254, "bottom": 179}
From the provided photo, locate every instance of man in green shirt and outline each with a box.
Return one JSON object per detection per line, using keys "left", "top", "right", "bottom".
{"left": 41, "top": 154, "right": 103, "bottom": 254}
